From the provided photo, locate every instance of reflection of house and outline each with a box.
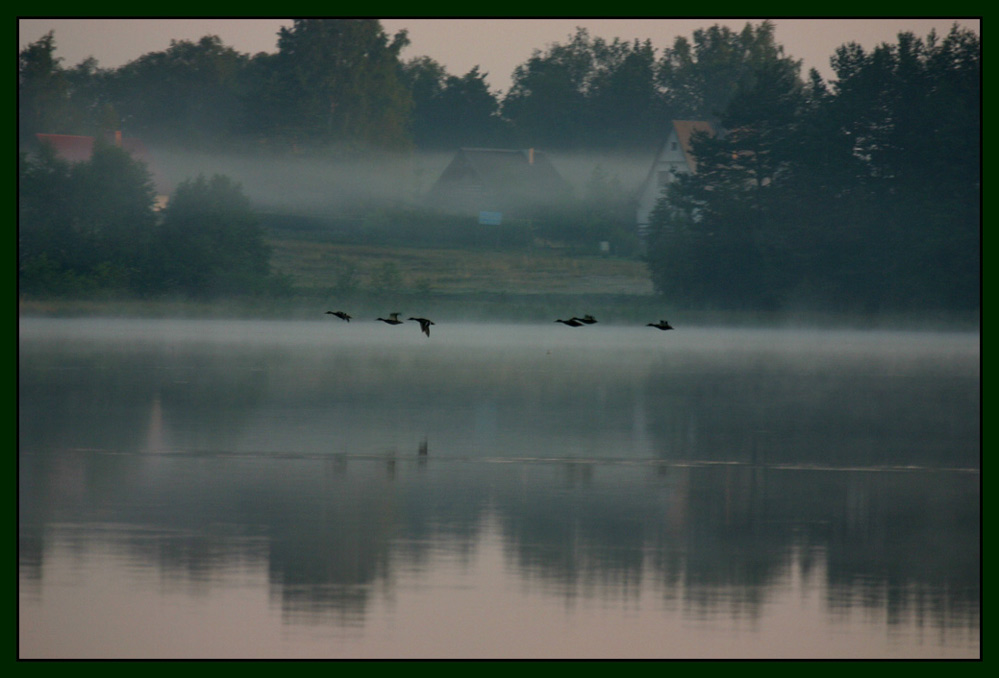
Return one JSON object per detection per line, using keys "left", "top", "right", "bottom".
{"left": 425, "top": 147, "right": 573, "bottom": 219}
{"left": 34, "top": 132, "right": 171, "bottom": 210}
{"left": 635, "top": 120, "right": 715, "bottom": 232}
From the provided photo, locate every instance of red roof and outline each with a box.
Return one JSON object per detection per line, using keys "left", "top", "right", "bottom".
{"left": 35, "top": 133, "right": 169, "bottom": 195}
{"left": 35, "top": 134, "right": 95, "bottom": 162}
{"left": 671, "top": 120, "right": 716, "bottom": 174}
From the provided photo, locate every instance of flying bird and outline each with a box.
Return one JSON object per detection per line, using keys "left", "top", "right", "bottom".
{"left": 325, "top": 310, "right": 352, "bottom": 322}
{"left": 556, "top": 318, "right": 585, "bottom": 327}
{"left": 573, "top": 315, "right": 598, "bottom": 324}
{"left": 647, "top": 320, "right": 674, "bottom": 331}
{"left": 377, "top": 313, "right": 404, "bottom": 325}
{"left": 409, "top": 316, "right": 435, "bottom": 337}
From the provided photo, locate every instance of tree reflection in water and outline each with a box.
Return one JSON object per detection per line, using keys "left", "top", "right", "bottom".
{"left": 18, "top": 318, "right": 980, "bottom": 657}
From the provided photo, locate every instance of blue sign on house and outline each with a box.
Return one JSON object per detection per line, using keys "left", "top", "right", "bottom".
{"left": 478, "top": 211, "right": 503, "bottom": 226}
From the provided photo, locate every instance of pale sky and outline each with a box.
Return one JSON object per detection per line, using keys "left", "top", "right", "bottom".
{"left": 18, "top": 17, "right": 980, "bottom": 94}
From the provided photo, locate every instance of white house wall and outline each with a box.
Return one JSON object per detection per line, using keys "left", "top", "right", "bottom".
{"left": 636, "top": 127, "right": 695, "bottom": 232}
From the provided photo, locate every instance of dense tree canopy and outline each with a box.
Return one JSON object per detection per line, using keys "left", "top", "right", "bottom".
{"left": 153, "top": 174, "right": 273, "bottom": 297}
{"left": 18, "top": 31, "right": 99, "bottom": 143}
{"left": 656, "top": 22, "right": 802, "bottom": 123}
{"left": 499, "top": 22, "right": 803, "bottom": 150}
{"left": 646, "top": 25, "right": 980, "bottom": 313}
{"left": 248, "top": 19, "right": 414, "bottom": 151}
{"left": 17, "top": 19, "right": 820, "bottom": 154}
{"left": 502, "top": 28, "right": 666, "bottom": 149}
{"left": 401, "top": 57, "right": 506, "bottom": 148}
{"left": 19, "top": 140, "right": 157, "bottom": 294}
{"left": 19, "top": 141, "right": 279, "bottom": 298}
{"left": 108, "top": 35, "right": 249, "bottom": 147}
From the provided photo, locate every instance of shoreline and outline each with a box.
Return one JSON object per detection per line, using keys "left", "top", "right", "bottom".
{"left": 17, "top": 294, "right": 981, "bottom": 333}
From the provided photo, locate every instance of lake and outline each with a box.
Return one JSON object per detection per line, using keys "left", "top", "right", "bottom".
{"left": 18, "top": 316, "right": 980, "bottom": 659}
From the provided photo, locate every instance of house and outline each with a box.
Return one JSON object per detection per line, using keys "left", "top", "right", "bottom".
{"left": 425, "top": 147, "right": 573, "bottom": 220}
{"left": 635, "top": 120, "right": 715, "bottom": 233}
{"left": 33, "top": 132, "right": 171, "bottom": 210}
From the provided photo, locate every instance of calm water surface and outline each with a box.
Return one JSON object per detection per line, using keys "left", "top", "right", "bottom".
{"left": 18, "top": 317, "right": 980, "bottom": 658}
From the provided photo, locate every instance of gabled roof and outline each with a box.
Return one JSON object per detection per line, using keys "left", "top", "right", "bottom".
{"left": 430, "top": 147, "right": 572, "bottom": 203}
{"left": 669, "top": 120, "right": 716, "bottom": 174}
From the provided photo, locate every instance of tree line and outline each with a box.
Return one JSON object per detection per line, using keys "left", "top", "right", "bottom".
{"left": 19, "top": 19, "right": 807, "bottom": 153}
{"left": 18, "top": 19, "right": 980, "bottom": 312}
{"left": 18, "top": 140, "right": 284, "bottom": 298}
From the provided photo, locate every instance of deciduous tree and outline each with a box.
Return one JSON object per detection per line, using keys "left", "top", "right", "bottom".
{"left": 250, "top": 19, "right": 413, "bottom": 151}
{"left": 108, "top": 35, "right": 249, "bottom": 147}
{"left": 154, "top": 174, "right": 272, "bottom": 297}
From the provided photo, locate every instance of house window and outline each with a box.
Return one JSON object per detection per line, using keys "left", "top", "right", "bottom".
{"left": 657, "top": 170, "right": 671, "bottom": 187}
{"left": 671, "top": 142, "right": 678, "bottom": 151}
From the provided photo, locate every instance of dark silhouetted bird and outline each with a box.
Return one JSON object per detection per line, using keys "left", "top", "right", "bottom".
{"left": 377, "top": 313, "right": 404, "bottom": 325}
{"left": 409, "top": 317, "right": 435, "bottom": 337}
{"left": 556, "top": 318, "right": 585, "bottom": 327}
{"left": 573, "top": 314, "right": 598, "bottom": 324}
{"left": 325, "top": 310, "right": 352, "bottom": 322}
{"left": 647, "top": 320, "right": 674, "bottom": 331}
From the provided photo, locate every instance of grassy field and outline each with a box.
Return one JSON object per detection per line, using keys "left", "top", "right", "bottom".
{"left": 17, "top": 237, "right": 665, "bottom": 323}
{"left": 18, "top": 234, "right": 979, "bottom": 330}
{"left": 267, "top": 238, "right": 655, "bottom": 297}
{"left": 262, "top": 237, "right": 670, "bottom": 323}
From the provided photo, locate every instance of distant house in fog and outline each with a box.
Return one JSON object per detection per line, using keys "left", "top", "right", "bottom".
{"left": 635, "top": 120, "right": 716, "bottom": 233}
{"left": 33, "top": 132, "right": 171, "bottom": 210}
{"left": 425, "top": 147, "right": 573, "bottom": 220}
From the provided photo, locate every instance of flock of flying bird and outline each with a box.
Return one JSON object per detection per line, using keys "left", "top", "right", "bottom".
{"left": 325, "top": 310, "right": 674, "bottom": 336}
{"left": 326, "top": 310, "right": 435, "bottom": 336}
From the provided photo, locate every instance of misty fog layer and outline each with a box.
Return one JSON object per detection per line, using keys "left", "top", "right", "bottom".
{"left": 152, "top": 147, "right": 652, "bottom": 214}
{"left": 19, "top": 317, "right": 980, "bottom": 469}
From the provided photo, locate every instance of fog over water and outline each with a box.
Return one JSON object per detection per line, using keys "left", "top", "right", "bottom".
{"left": 19, "top": 317, "right": 980, "bottom": 466}
{"left": 19, "top": 317, "right": 980, "bottom": 658}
